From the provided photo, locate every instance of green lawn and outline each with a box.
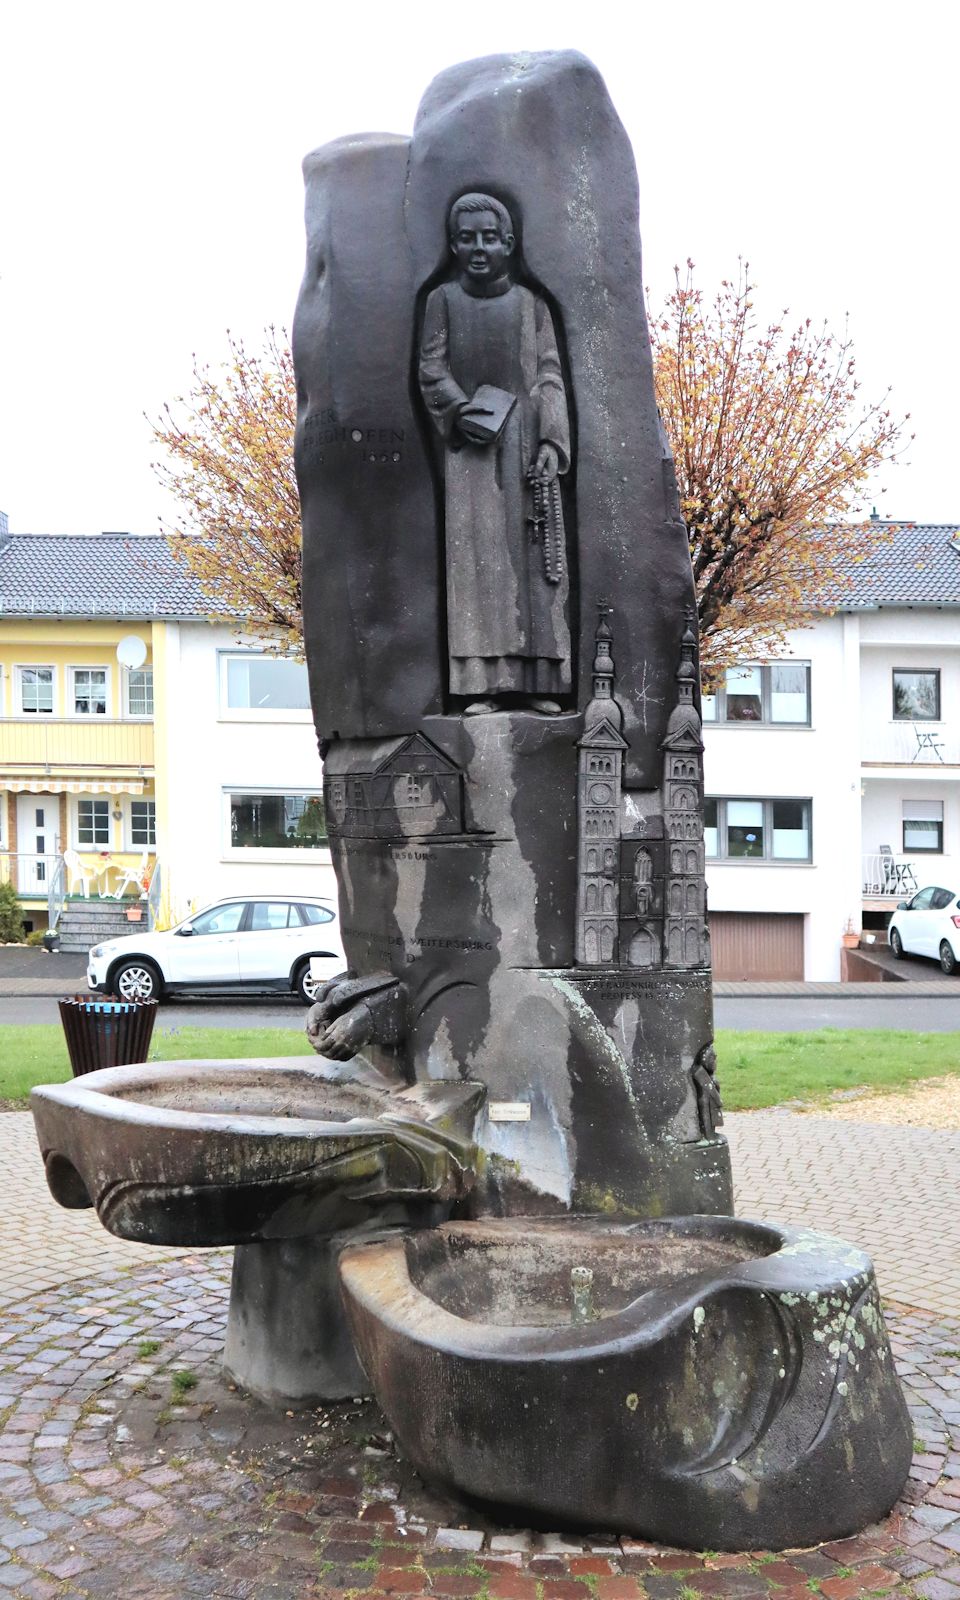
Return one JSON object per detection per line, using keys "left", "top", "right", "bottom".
{"left": 2, "top": 1023, "right": 959, "bottom": 1110}
{"left": 0, "top": 1024, "right": 312, "bottom": 1102}
{"left": 716, "top": 1028, "right": 960, "bottom": 1111}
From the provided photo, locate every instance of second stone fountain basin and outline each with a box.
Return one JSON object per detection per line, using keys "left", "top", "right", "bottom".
{"left": 31, "top": 1058, "right": 483, "bottom": 1247}
{"left": 340, "top": 1214, "right": 913, "bottom": 1550}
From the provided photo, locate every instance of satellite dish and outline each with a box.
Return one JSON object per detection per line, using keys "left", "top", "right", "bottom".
{"left": 116, "top": 635, "right": 147, "bottom": 669}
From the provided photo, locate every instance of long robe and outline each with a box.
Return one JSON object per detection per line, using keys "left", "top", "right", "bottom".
{"left": 419, "top": 276, "right": 572, "bottom": 697}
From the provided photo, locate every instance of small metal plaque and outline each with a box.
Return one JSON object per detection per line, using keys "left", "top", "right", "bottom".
{"left": 488, "top": 1101, "right": 531, "bottom": 1122}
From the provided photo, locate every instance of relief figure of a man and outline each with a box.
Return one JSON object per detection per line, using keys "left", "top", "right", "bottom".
{"left": 419, "top": 193, "right": 571, "bottom": 713}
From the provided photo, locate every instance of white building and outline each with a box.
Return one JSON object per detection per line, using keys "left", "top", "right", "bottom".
{"left": 157, "top": 620, "right": 336, "bottom": 920}
{"left": 703, "top": 522, "right": 960, "bottom": 980}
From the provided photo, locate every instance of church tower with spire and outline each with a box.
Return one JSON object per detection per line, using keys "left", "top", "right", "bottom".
{"left": 661, "top": 611, "right": 708, "bottom": 970}
{"left": 575, "top": 605, "right": 628, "bottom": 966}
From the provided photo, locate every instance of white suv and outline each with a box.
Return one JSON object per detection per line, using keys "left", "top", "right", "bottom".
{"left": 88, "top": 895, "right": 345, "bottom": 1004}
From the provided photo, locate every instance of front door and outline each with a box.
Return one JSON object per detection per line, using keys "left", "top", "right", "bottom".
{"left": 16, "top": 795, "right": 57, "bottom": 893}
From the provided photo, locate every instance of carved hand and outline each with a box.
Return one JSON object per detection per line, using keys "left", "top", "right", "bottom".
{"left": 532, "top": 442, "right": 559, "bottom": 481}
{"left": 313, "top": 1001, "right": 374, "bottom": 1061}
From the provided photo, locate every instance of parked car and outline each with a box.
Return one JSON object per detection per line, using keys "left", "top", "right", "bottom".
{"left": 888, "top": 883, "right": 960, "bottom": 975}
{"left": 88, "top": 895, "right": 346, "bottom": 1003}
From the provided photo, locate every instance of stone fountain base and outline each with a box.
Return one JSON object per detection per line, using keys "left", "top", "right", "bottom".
{"left": 30, "top": 1058, "right": 482, "bottom": 1405}
{"left": 340, "top": 1214, "right": 913, "bottom": 1551}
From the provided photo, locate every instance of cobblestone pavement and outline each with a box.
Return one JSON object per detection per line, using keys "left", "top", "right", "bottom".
{"left": 1, "top": 1108, "right": 960, "bottom": 1598}
{"left": 0, "top": 1115, "right": 185, "bottom": 1310}
{"left": 727, "top": 1111, "right": 960, "bottom": 1319}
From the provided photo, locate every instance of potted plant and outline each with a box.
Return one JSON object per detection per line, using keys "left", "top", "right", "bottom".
{"left": 841, "top": 918, "right": 860, "bottom": 949}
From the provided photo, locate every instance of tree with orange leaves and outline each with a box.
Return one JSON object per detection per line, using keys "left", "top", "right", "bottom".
{"left": 150, "top": 328, "right": 302, "bottom": 654}
{"left": 649, "top": 263, "right": 910, "bottom": 679}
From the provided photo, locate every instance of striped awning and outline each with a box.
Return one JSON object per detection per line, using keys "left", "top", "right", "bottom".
{"left": 3, "top": 778, "right": 146, "bottom": 795}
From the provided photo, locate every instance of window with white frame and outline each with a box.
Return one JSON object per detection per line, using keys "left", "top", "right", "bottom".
{"left": 125, "top": 667, "right": 154, "bottom": 718}
{"left": 76, "top": 798, "right": 110, "bottom": 847}
{"left": 704, "top": 798, "right": 812, "bottom": 861}
{"left": 70, "top": 667, "right": 108, "bottom": 716}
{"left": 219, "top": 653, "right": 311, "bottom": 716}
{"left": 18, "top": 666, "right": 54, "bottom": 715}
{"left": 129, "top": 799, "right": 156, "bottom": 847}
{"left": 702, "top": 662, "right": 811, "bottom": 725}
{"left": 903, "top": 799, "right": 943, "bottom": 853}
{"left": 227, "top": 791, "right": 327, "bottom": 850}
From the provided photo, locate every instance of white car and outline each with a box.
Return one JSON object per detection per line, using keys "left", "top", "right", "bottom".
{"left": 88, "top": 895, "right": 346, "bottom": 1004}
{"left": 888, "top": 883, "right": 960, "bottom": 976}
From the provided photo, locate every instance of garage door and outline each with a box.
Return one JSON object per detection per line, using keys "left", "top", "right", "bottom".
{"left": 709, "top": 913, "right": 805, "bottom": 980}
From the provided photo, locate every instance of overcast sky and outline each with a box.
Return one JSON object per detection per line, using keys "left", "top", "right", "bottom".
{"left": 1, "top": 0, "right": 955, "bottom": 536}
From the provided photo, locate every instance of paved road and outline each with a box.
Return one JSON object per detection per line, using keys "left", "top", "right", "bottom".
{"left": 716, "top": 994, "right": 960, "bottom": 1030}
{"left": 0, "top": 994, "right": 310, "bottom": 1028}
{"left": 7, "top": 991, "right": 960, "bottom": 1031}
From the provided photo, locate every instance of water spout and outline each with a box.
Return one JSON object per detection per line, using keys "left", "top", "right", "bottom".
{"left": 571, "top": 1265, "right": 594, "bottom": 1324}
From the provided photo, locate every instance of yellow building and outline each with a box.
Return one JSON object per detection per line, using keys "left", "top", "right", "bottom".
{"left": 0, "top": 530, "right": 211, "bottom": 933}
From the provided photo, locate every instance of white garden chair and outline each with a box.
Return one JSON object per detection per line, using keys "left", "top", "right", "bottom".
{"left": 112, "top": 851, "right": 149, "bottom": 899}
{"left": 63, "top": 849, "right": 93, "bottom": 899}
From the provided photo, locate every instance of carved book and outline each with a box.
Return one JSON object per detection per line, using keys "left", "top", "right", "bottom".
{"left": 460, "top": 385, "right": 516, "bottom": 442}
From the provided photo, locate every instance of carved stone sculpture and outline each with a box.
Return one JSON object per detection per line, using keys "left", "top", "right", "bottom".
{"left": 419, "top": 192, "right": 571, "bottom": 711}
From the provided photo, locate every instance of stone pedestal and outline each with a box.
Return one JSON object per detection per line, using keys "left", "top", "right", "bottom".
{"left": 224, "top": 1237, "right": 367, "bottom": 1405}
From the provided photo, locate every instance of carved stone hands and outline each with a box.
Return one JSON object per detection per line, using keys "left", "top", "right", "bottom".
{"left": 531, "top": 442, "right": 559, "bottom": 482}
{"left": 310, "top": 1001, "right": 375, "bottom": 1061}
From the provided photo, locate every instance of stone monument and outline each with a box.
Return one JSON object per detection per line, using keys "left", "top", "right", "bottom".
{"left": 293, "top": 48, "right": 912, "bottom": 1547}
{"left": 30, "top": 47, "right": 912, "bottom": 1555}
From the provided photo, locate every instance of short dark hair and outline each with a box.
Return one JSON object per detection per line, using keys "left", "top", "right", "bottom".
{"left": 448, "top": 192, "right": 514, "bottom": 241}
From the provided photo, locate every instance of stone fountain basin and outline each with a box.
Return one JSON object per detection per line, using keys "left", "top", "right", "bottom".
{"left": 340, "top": 1215, "right": 912, "bottom": 1551}
{"left": 31, "top": 1058, "right": 482, "bottom": 1248}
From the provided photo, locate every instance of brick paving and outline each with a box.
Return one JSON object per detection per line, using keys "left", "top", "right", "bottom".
{"left": 0, "top": 1106, "right": 959, "bottom": 1597}
{"left": 0, "top": 1115, "right": 185, "bottom": 1311}
{"left": 726, "top": 1112, "right": 960, "bottom": 1320}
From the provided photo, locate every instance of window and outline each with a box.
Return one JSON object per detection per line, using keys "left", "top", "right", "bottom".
{"left": 248, "top": 902, "right": 297, "bottom": 931}
{"left": 227, "top": 792, "right": 327, "bottom": 849}
{"left": 893, "top": 670, "right": 940, "bottom": 721}
{"left": 903, "top": 800, "right": 943, "bottom": 853}
{"left": 300, "top": 903, "right": 335, "bottom": 925}
{"left": 126, "top": 668, "right": 154, "bottom": 717}
{"left": 705, "top": 797, "right": 812, "bottom": 862}
{"left": 77, "top": 799, "right": 110, "bottom": 847}
{"left": 702, "top": 662, "right": 810, "bottom": 726}
{"left": 70, "top": 667, "right": 108, "bottom": 716}
{"left": 220, "top": 653, "right": 311, "bottom": 714}
{"left": 190, "top": 902, "right": 245, "bottom": 936}
{"left": 130, "top": 800, "right": 156, "bottom": 847}
{"left": 18, "top": 666, "right": 54, "bottom": 715}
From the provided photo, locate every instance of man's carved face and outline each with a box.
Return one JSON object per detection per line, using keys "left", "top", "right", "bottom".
{"left": 451, "top": 209, "right": 514, "bottom": 282}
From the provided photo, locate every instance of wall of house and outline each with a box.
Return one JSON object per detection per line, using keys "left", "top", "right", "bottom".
{"left": 857, "top": 609, "right": 960, "bottom": 881}
{"left": 703, "top": 615, "right": 861, "bottom": 980}
{"left": 156, "top": 623, "right": 336, "bottom": 922}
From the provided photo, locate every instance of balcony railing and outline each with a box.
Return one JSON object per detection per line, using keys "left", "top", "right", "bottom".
{"left": 862, "top": 723, "right": 959, "bottom": 767}
{"left": 0, "top": 718, "right": 154, "bottom": 771}
{"left": 862, "top": 853, "right": 921, "bottom": 899}
{"left": 0, "top": 851, "right": 61, "bottom": 897}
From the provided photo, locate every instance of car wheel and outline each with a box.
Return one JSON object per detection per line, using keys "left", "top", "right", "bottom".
{"left": 111, "top": 960, "right": 162, "bottom": 1003}
{"left": 295, "top": 960, "right": 322, "bottom": 1005}
{"left": 889, "top": 928, "right": 904, "bottom": 960}
{"left": 940, "top": 941, "right": 958, "bottom": 977}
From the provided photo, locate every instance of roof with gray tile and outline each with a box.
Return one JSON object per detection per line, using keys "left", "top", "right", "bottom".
{"left": 829, "top": 521, "right": 960, "bottom": 609}
{"left": 0, "top": 533, "right": 227, "bottom": 619}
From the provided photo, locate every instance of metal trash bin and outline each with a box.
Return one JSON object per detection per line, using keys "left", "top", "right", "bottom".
{"left": 58, "top": 997, "right": 158, "bottom": 1077}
